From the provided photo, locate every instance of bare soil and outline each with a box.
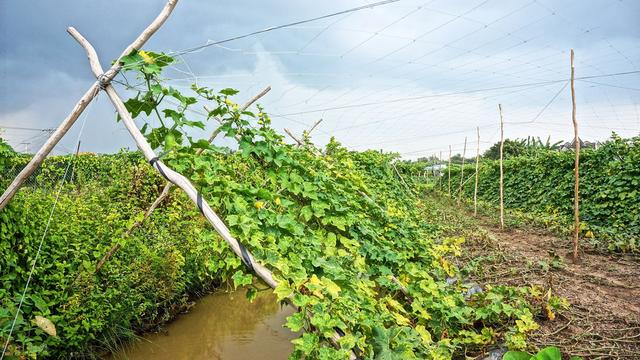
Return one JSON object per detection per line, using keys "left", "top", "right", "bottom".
{"left": 462, "top": 215, "right": 640, "bottom": 359}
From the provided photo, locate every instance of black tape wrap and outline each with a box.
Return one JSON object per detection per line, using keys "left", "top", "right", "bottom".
{"left": 196, "top": 192, "right": 204, "bottom": 214}
{"left": 238, "top": 243, "right": 254, "bottom": 272}
{"left": 149, "top": 157, "right": 169, "bottom": 180}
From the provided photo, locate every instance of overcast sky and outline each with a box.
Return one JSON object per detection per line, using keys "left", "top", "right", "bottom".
{"left": 1, "top": 0, "right": 639, "bottom": 158}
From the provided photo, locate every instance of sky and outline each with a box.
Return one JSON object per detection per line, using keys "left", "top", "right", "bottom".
{"left": 1, "top": 0, "right": 639, "bottom": 159}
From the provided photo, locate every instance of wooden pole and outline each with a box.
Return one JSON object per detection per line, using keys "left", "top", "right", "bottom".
{"left": 458, "top": 136, "right": 467, "bottom": 202}
{"left": 308, "top": 118, "right": 323, "bottom": 135}
{"left": 439, "top": 150, "right": 443, "bottom": 190}
{"left": 284, "top": 128, "right": 304, "bottom": 145}
{"left": 447, "top": 145, "right": 452, "bottom": 197}
{"left": 69, "top": 27, "right": 277, "bottom": 288}
{"left": 202, "top": 86, "right": 271, "bottom": 146}
{"left": 0, "top": 0, "right": 179, "bottom": 211}
{"left": 571, "top": 49, "right": 580, "bottom": 262}
{"left": 70, "top": 29, "right": 354, "bottom": 357}
{"left": 498, "top": 104, "right": 505, "bottom": 230}
{"left": 474, "top": 127, "right": 480, "bottom": 216}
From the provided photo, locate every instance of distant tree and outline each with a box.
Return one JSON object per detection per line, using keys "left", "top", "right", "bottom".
{"left": 483, "top": 139, "right": 527, "bottom": 160}
{"left": 0, "top": 137, "right": 16, "bottom": 168}
{"left": 450, "top": 154, "right": 464, "bottom": 164}
{"left": 522, "top": 136, "right": 563, "bottom": 152}
{"left": 483, "top": 136, "right": 564, "bottom": 160}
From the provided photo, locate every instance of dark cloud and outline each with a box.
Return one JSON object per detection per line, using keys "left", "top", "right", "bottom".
{"left": 1, "top": 0, "right": 638, "bottom": 156}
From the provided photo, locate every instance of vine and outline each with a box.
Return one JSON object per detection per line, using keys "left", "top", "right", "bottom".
{"left": 115, "top": 50, "right": 547, "bottom": 359}
{"left": 0, "top": 50, "right": 551, "bottom": 359}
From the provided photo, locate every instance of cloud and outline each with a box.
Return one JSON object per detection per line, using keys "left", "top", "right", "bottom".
{"left": 1, "top": 0, "right": 638, "bottom": 158}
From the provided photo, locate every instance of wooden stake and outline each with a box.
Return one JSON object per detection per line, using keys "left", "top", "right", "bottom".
{"left": 474, "top": 127, "right": 480, "bottom": 216}
{"left": 201, "top": 86, "right": 271, "bottom": 146}
{"left": 284, "top": 128, "right": 304, "bottom": 145}
{"left": 439, "top": 150, "right": 443, "bottom": 190}
{"left": 571, "top": 49, "right": 580, "bottom": 262}
{"left": 448, "top": 145, "right": 452, "bottom": 197}
{"left": 498, "top": 104, "right": 505, "bottom": 230}
{"left": 308, "top": 118, "right": 323, "bottom": 135}
{"left": 458, "top": 136, "right": 467, "bottom": 202}
{"left": 0, "top": 0, "right": 179, "bottom": 211}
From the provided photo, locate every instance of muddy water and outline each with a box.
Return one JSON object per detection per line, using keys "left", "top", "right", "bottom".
{"left": 111, "top": 289, "right": 296, "bottom": 360}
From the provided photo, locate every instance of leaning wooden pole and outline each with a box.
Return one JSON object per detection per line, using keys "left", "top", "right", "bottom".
{"left": 474, "top": 127, "right": 480, "bottom": 216}
{"left": 0, "top": 0, "right": 179, "bottom": 211}
{"left": 570, "top": 49, "right": 580, "bottom": 262}
{"left": 498, "top": 104, "right": 505, "bottom": 230}
{"left": 458, "top": 136, "right": 467, "bottom": 202}
{"left": 69, "top": 26, "right": 276, "bottom": 287}
{"left": 69, "top": 29, "right": 354, "bottom": 358}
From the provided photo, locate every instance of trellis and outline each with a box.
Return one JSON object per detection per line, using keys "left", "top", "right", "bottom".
{"left": 0, "top": 0, "right": 354, "bottom": 356}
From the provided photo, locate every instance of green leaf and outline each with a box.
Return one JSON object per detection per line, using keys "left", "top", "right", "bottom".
{"left": 273, "top": 280, "right": 293, "bottom": 301}
{"left": 245, "top": 287, "right": 258, "bottom": 302}
{"left": 30, "top": 295, "right": 48, "bottom": 313}
{"left": 231, "top": 270, "right": 253, "bottom": 289}
{"left": 292, "top": 333, "right": 318, "bottom": 355}
{"left": 503, "top": 351, "right": 533, "bottom": 360}
{"left": 285, "top": 312, "right": 305, "bottom": 332}
{"left": 220, "top": 88, "right": 239, "bottom": 96}
{"left": 532, "top": 347, "right": 561, "bottom": 360}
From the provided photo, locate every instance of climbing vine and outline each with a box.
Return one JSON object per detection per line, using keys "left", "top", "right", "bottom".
{"left": 115, "top": 50, "right": 550, "bottom": 359}
{"left": 0, "top": 50, "right": 553, "bottom": 359}
{"left": 444, "top": 136, "right": 640, "bottom": 252}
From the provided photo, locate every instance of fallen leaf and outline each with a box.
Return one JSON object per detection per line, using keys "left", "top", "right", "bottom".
{"left": 34, "top": 316, "right": 57, "bottom": 337}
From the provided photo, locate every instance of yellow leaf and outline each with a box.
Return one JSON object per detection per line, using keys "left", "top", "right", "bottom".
{"left": 34, "top": 316, "right": 57, "bottom": 337}
{"left": 415, "top": 325, "right": 433, "bottom": 344}
{"left": 545, "top": 303, "right": 556, "bottom": 321}
{"left": 386, "top": 298, "right": 406, "bottom": 313}
{"left": 275, "top": 197, "right": 281, "bottom": 206}
{"left": 138, "top": 50, "right": 154, "bottom": 64}
{"left": 391, "top": 312, "right": 411, "bottom": 326}
{"left": 323, "top": 277, "right": 341, "bottom": 298}
{"left": 308, "top": 274, "right": 321, "bottom": 286}
{"left": 254, "top": 201, "right": 265, "bottom": 209}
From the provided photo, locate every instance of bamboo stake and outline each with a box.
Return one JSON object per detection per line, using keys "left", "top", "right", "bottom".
{"left": 570, "top": 49, "right": 580, "bottom": 262}
{"left": 392, "top": 163, "right": 415, "bottom": 197}
{"left": 284, "top": 128, "right": 304, "bottom": 145}
{"left": 458, "top": 136, "right": 467, "bottom": 202}
{"left": 0, "top": 0, "right": 179, "bottom": 211}
{"left": 201, "top": 86, "right": 271, "bottom": 146}
{"left": 308, "top": 118, "right": 323, "bottom": 134}
{"left": 70, "top": 30, "right": 354, "bottom": 358}
{"left": 448, "top": 145, "right": 452, "bottom": 197}
{"left": 498, "top": 104, "right": 505, "bottom": 230}
{"left": 439, "top": 151, "right": 443, "bottom": 191}
{"left": 474, "top": 127, "right": 480, "bottom": 216}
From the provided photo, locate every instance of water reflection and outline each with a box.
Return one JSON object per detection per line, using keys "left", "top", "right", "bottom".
{"left": 111, "top": 289, "right": 296, "bottom": 360}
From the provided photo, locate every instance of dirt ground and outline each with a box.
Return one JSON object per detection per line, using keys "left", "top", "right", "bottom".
{"left": 460, "top": 213, "right": 640, "bottom": 359}
{"left": 468, "top": 219, "right": 640, "bottom": 359}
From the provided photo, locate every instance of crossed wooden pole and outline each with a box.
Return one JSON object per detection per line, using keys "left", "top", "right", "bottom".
{"left": 1, "top": 1, "right": 354, "bottom": 356}
{"left": 0, "top": 1, "right": 178, "bottom": 210}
